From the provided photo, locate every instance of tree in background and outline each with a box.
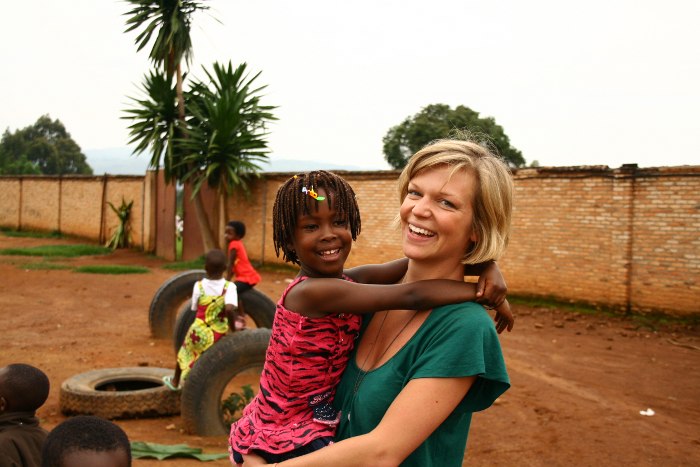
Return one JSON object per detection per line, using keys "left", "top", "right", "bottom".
{"left": 179, "top": 61, "right": 277, "bottom": 218}
{"left": 123, "top": 0, "right": 219, "bottom": 250}
{"left": 123, "top": 1, "right": 277, "bottom": 253}
{"left": 124, "top": 63, "right": 277, "bottom": 242}
{"left": 0, "top": 115, "right": 93, "bottom": 175}
{"left": 382, "top": 104, "right": 525, "bottom": 169}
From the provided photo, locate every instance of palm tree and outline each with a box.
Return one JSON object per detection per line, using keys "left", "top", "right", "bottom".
{"left": 123, "top": 64, "right": 277, "bottom": 251}
{"left": 178, "top": 62, "right": 277, "bottom": 216}
{"left": 122, "top": 70, "right": 183, "bottom": 180}
{"left": 123, "top": 0, "right": 208, "bottom": 122}
{"left": 123, "top": 0, "right": 219, "bottom": 250}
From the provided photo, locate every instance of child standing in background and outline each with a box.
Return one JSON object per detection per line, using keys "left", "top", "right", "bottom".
{"left": 224, "top": 220, "right": 261, "bottom": 330}
{"left": 0, "top": 363, "right": 50, "bottom": 467}
{"left": 164, "top": 249, "right": 238, "bottom": 390}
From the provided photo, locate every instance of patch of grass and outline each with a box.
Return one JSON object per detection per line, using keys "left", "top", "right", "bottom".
{"left": 0, "top": 228, "right": 63, "bottom": 239}
{"left": 0, "top": 244, "right": 111, "bottom": 257}
{"left": 161, "top": 256, "right": 205, "bottom": 271}
{"left": 74, "top": 265, "right": 151, "bottom": 275}
{"left": 22, "top": 261, "right": 73, "bottom": 270}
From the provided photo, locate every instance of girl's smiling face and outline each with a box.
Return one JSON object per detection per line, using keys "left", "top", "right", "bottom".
{"left": 291, "top": 189, "right": 353, "bottom": 279}
{"left": 400, "top": 165, "right": 478, "bottom": 269}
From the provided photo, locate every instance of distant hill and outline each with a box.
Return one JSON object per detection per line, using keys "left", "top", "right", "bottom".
{"left": 85, "top": 147, "right": 150, "bottom": 175}
{"left": 84, "top": 147, "right": 386, "bottom": 175}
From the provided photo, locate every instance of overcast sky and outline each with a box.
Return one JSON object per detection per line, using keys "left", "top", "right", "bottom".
{"left": 2, "top": 0, "right": 698, "bottom": 170}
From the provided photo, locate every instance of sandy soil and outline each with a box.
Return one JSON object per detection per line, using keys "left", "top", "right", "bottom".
{"left": 1, "top": 234, "right": 699, "bottom": 466}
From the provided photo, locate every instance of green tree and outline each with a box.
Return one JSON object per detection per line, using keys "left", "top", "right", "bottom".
{"left": 123, "top": 65, "right": 277, "bottom": 248}
{"left": 383, "top": 104, "right": 525, "bottom": 169}
{"left": 123, "top": 0, "right": 220, "bottom": 250}
{"left": 179, "top": 61, "right": 277, "bottom": 217}
{"left": 0, "top": 115, "right": 92, "bottom": 175}
{"left": 124, "top": 0, "right": 208, "bottom": 124}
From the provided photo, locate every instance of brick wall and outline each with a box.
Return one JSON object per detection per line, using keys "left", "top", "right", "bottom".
{"left": 2, "top": 165, "right": 698, "bottom": 315}
{"left": 0, "top": 174, "right": 147, "bottom": 247}
{"left": 233, "top": 167, "right": 699, "bottom": 316}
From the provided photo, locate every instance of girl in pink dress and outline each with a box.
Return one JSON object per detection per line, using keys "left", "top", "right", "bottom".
{"left": 228, "top": 171, "right": 512, "bottom": 465}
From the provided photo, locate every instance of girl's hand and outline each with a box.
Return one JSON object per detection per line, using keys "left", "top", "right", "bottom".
{"left": 492, "top": 298, "right": 514, "bottom": 333}
{"left": 472, "top": 261, "right": 507, "bottom": 308}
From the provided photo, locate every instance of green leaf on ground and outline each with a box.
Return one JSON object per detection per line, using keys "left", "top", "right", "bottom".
{"left": 130, "top": 441, "right": 229, "bottom": 461}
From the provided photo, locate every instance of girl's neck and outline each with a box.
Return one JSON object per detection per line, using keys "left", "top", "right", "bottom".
{"left": 206, "top": 275, "right": 224, "bottom": 281}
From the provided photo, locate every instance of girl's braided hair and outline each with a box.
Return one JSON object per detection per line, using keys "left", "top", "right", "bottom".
{"left": 273, "top": 170, "right": 361, "bottom": 264}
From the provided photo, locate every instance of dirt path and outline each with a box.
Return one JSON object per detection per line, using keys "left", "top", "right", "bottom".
{"left": 1, "top": 234, "right": 698, "bottom": 466}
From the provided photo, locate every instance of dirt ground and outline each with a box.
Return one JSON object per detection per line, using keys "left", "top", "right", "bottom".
{"left": 1, "top": 234, "right": 699, "bottom": 467}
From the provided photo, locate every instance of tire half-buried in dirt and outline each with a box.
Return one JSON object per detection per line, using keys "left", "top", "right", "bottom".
{"left": 181, "top": 329, "right": 270, "bottom": 436}
{"left": 60, "top": 367, "right": 180, "bottom": 419}
{"left": 172, "top": 289, "right": 277, "bottom": 353}
{"left": 149, "top": 269, "right": 276, "bottom": 340}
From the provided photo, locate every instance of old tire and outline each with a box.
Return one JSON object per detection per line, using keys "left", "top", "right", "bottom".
{"left": 149, "top": 270, "right": 205, "bottom": 338}
{"left": 172, "top": 289, "right": 277, "bottom": 353}
{"left": 181, "top": 329, "right": 270, "bottom": 436}
{"left": 59, "top": 367, "right": 180, "bottom": 419}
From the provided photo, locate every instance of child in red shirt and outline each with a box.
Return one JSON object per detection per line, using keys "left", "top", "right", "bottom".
{"left": 225, "top": 220, "right": 261, "bottom": 330}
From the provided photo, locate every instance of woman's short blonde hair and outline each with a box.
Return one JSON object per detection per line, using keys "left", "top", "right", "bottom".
{"left": 397, "top": 138, "right": 514, "bottom": 264}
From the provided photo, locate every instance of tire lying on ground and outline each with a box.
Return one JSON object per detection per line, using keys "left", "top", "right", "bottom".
{"left": 149, "top": 269, "right": 206, "bottom": 339}
{"left": 181, "top": 328, "right": 270, "bottom": 436}
{"left": 150, "top": 269, "right": 277, "bottom": 340}
{"left": 60, "top": 367, "right": 180, "bottom": 419}
{"left": 172, "top": 289, "right": 277, "bottom": 353}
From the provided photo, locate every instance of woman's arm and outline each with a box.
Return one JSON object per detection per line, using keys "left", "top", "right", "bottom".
{"left": 343, "top": 258, "right": 408, "bottom": 284}
{"left": 245, "top": 376, "right": 476, "bottom": 467}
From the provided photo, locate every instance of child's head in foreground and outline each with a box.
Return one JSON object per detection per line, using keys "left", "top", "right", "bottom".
{"left": 204, "top": 249, "right": 228, "bottom": 278}
{"left": 0, "top": 363, "right": 50, "bottom": 414}
{"left": 41, "top": 415, "right": 131, "bottom": 467}
{"left": 397, "top": 138, "right": 513, "bottom": 264}
{"left": 272, "top": 170, "right": 361, "bottom": 264}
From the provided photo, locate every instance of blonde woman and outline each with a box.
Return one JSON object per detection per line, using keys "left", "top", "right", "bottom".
{"left": 246, "top": 138, "right": 513, "bottom": 467}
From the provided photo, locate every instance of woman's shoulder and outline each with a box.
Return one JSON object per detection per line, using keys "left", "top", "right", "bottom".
{"left": 427, "top": 302, "right": 496, "bottom": 334}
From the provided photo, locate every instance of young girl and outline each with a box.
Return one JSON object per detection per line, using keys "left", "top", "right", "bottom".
{"left": 228, "top": 171, "right": 512, "bottom": 465}
{"left": 163, "top": 249, "right": 238, "bottom": 390}
{"left": 224, "top": 220, "right": 261, "bottom": 330}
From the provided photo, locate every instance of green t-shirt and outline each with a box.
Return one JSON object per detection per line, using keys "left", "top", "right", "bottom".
{"left": 334, "top": 302, "right": 510, "bottom": 467}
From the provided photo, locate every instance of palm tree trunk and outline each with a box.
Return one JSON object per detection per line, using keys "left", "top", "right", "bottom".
{"left": 175, "top": 62, "right": 215, "bottom": 252}
{"left": 176, "top": 65, "right": 186, "bottom": 121}
{"left": 192, "top": 190, "right": 217, "bottom": 252}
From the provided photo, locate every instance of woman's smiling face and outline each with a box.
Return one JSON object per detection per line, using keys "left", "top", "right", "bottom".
{"left": 400, "top": 165, "right": 478, "bottom": 266}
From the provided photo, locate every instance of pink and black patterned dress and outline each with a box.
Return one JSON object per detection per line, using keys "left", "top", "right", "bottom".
{"left": 229, "top": 275, "right": 362, "bottom": 460}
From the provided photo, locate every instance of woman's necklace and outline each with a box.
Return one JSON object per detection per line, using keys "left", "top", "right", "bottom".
{"left": 347, "top": 310, "right": 419, "bottom": 421}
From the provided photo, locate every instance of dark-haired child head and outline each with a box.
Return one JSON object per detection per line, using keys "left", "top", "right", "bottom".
{"left": 272, "top": 170, "right": 361, "bottom": 265}
{"left": 225, "top": 220, "right": 247, "bottom": 242}
{"left": 0, "top": 363, "right": 50, "bottom": 414}
{"left": 204, "top": 249, "right": 228, "bottom": 279}
{"left": 41, "top": 415, "right": 131, "bottom": 467}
